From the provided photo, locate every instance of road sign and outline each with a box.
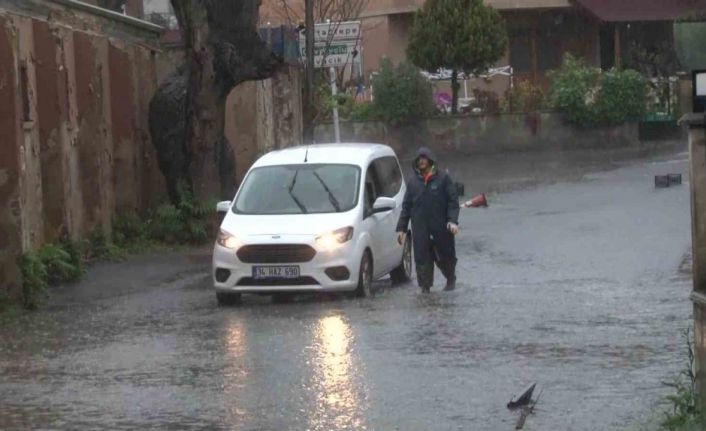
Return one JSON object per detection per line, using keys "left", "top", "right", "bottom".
{"left": 299, "top": 41, "right": 360, "bottom": 68}
{"left": 299, "top": 21, "right": 361, "bottom": 68}
{"left": 299, "top": 21, "right": 362, "bottom": 143}
{"left": 310, "top": 21, "right": 361, "bottom": 43}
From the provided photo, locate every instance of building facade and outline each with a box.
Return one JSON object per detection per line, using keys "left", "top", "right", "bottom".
{"left": 261, "top": 0, "right": 703, "bottom": 98}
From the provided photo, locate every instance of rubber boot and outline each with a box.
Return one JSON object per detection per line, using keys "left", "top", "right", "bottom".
{"left": 440, "top": 261, "right": 457, "bottom": 291}
{"left": 416, "top": 264, "right": 434, "bottom": 293}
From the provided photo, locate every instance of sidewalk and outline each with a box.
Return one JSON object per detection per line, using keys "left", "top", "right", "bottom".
{"left": 47, "top": 247, "right": 212, "bottom": 307}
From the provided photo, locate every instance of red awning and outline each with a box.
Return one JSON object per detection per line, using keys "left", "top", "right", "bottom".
{"left": 573, "top": 0, "right": 706, "bottom": 22}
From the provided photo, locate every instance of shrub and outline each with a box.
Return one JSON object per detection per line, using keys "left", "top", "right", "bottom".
{"left": 19, "top": 239, "right": 87, "bottom": 310}
{"left": 113, "top": 213, "right": 153, "bottom": 253}
{"left": 316, "top": 85, "right": 356, "bottom": 123}
{"left": 84, "top": 229, "right": 127, "bottom": 261}
{"left": 20, "top": 252, "right": 48, "bottom": 310}
{"left": 37, "top": 243, "right": 83, "bottom": 285}
{"left": 660, "top": 328, "right": 704, "bottom": 431}
{"left": 351, "top": 101, "right": 375, "bottom": 122}
{"left": 148, "top": 186, "right": 213, "bottom": 245}
{"left": 372, "top": 59, "right": 434, "bottom": 126}
{"left": 597, "top": 68, "right": 647, "bottom": 124}
{"left": 549, "top": 54, "right": 646, "bottom": 127}
{"left": 114, "top": 213, "right": 148, "bottom": 245}
{"left": 503, "top": 80, "right": 545, "bottom": 114}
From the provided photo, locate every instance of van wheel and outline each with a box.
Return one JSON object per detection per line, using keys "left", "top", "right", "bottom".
{"left": 354, "top": 251, "right": 373, "bottom": 298}
{"left": 391, "top": 234, "right": 412, "bottom": 285}
{"left": 216, "top": 292, "right": 242, "bottom": 306}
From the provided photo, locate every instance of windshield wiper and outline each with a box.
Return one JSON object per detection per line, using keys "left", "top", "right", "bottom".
{"left": 312, "top": 171, "right": 341, "bottom": 212}
{"left": 288, "top": 171, "right": 308, "bottom": 214}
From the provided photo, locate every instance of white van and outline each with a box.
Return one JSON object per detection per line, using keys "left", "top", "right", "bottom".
{"left": 212, "top": 144, "right": 413, "bottom": 304}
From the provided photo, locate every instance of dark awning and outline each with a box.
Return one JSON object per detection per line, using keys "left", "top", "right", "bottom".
{"left": 573, "top": 0, "right": 705, "bottom": 22}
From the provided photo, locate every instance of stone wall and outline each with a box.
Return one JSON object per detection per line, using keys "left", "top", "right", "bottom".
{"left": 0, "top": 0, "right": 164, "bottom": 301}
{"left": 314, "top": 113, "right": 676, "bottom": 157}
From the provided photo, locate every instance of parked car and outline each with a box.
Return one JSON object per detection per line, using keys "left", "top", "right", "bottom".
{"left": 212, "top": 143, "right": 413, "bottom": 305}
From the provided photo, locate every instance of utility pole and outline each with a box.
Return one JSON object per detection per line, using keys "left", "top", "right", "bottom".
{"left": 304, "top": 0, "right": 315, "bottom": 144}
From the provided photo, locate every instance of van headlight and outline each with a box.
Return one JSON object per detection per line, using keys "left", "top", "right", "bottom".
{"left": 315, "top": 226, "right": 354, "bottom": 251}
{"left": 217, "top": 229, "right": 241, "bottom": 250}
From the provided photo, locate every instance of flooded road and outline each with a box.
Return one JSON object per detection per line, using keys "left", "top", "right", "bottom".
{"left": 0, "top": 149, "right": 692, "bottom": 430}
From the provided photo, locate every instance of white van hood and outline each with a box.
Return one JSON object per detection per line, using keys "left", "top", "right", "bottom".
{"left": 221, "top": 211, "right": 357, "bottom": 238}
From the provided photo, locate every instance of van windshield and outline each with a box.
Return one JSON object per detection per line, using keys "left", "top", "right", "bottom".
{"left": 234, "top": 164, "right": 361, "bottom": 215}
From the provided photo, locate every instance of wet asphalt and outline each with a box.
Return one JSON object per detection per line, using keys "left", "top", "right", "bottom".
{"left": 0, "top": 148, "right": 693, "bottom": 431}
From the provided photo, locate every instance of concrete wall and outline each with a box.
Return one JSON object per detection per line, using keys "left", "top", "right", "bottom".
{"left": 314, "top": 113, "right": 660, "bottom": 156}
{"left": 0, "top": 0, "right": 164, "bottom": 301}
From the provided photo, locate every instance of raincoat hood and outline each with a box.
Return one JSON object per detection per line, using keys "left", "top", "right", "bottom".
{"left": 414, "top": 147, "right": 436, "bottom": 170}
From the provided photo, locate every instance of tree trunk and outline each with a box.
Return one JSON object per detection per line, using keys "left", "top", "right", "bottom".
{"left": 149, "top": 0, "right": 279, "bottom": 203}
{"left": 451, "top": 69, "right": 459, "bottom": 115}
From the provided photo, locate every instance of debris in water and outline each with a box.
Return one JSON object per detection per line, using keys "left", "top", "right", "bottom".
{"left": 515, "top": 388, "right": 543, "bottom": 430}
{"left": 507, "top": 383, "right": 536, "bottom": 409}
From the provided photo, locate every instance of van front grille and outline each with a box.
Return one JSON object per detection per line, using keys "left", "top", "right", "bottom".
{"left": 236, "top": 244, "right": 316, "bottom": 263}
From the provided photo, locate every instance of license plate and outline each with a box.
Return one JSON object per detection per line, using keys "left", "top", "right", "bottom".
{"left": 252, "top": 266, "right": 300, "bottom": 279}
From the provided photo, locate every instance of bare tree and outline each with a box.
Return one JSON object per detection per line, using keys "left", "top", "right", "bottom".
{"left": 272, "top": 0, "right": 369, "bottom": 27}
{"left": 149, "top": 0, "right": 280, "bottom": 203}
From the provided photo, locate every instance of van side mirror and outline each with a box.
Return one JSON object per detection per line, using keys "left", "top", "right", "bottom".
{"left": 216, "top": 201, "right": 232, "bottom": 213}
{"left": 372, "top": 197, "right": 396, "bottom": 214}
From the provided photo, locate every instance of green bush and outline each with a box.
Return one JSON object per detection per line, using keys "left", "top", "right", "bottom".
{"left": 148, "top": 186, "right": 213, "bottom": 245}
{"left": 549, "top": 54, "right": 646, "bottom": 127}
{"left": 114, "top": 213, "right": 148, "bottom": 245}
{"left": 20, "top": 240, "right": 87, "bottom": 310}
{"left": 660, "top": 329, "right": 704, "bottom": 431}
{"left": 84, "top": 229, "right": 127, "bottom": 261}
{"left": 503, "top": 80, "right": 545, "bottom": 113}
{"left": 316, "top": 81, "right": 356, "bottom": 122}
{"left": 372, "top": 59, "right": 434, "bottom": 126}
{"left": 37, "top": 243, "right": 83, "bottom": 285}
{"left": 598, "top": 68, "right": 647, "bottom": 124}
{"left": 113, "top": 213, "right": 155, "bottom": 254}
{"left": 20, "top": 252, "right": 49, "bottom": 310}
{"left": 351, "top": 101, "right": 375, "bottom": 121}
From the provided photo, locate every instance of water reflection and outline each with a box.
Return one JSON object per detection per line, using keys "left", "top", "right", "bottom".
{"left": 309, "top": 314, "right": 367, "bottom": 430}
{"left": 222, "top": 318, "right": 249, "bottom": 425}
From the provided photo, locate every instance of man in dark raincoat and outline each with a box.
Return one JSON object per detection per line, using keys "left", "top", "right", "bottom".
{"left": 396, "top": 147, "right": 460, "bottom": 292}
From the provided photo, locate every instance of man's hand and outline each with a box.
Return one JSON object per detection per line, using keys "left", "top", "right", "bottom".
{"left": 397, "top": 231, "right": 406, "bottom": 245}
{"left": 447, "top": 222, "right": 459, "bottom": 236}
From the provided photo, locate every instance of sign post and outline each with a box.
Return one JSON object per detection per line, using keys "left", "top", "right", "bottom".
{"left": 330, "top": 66, "right": 341, "bottom": 143}
{"left": 300, "top": 21, "right": 361, "bottom": 144}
